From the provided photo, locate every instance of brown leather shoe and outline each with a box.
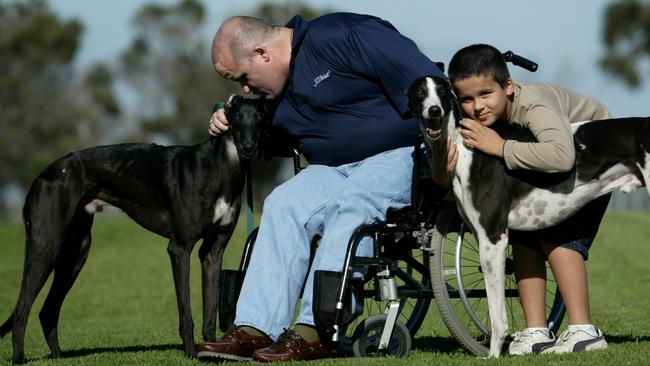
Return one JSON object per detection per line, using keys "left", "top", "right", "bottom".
{"left": 197, "top": 327, "right": 273, "bottom": 361}
{"left": 252, "top": 329, "right": 331, "bottom": 362}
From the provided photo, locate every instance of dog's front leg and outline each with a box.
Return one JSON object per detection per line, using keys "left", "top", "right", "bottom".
{"left": 478, "top": 233, "right": 509, "bottom": 357}
{"left": 199, "top": 230, "right": 232, "bottom": 342}
{"left": 167, "top": 238, "right": 197, "bottom": 357}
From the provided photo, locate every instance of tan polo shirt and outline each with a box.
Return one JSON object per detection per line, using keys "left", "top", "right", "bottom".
{"left": 503, "top": 83, "right": 611, "bottom": 173}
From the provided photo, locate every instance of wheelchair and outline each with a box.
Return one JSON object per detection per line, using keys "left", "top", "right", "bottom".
{"left": 217, "top": 140, "right": 566, "bottom": 357}
{"left": 218, "top": 52, "right": 567, "bottom": 358}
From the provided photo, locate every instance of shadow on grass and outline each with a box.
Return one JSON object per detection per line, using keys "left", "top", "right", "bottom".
{"left": 12, "top": 344, "right": 185, "bottom": 364}
{"left": 605, "top": 334, "right": 650, "bottom": 344}
{"left": 412, "top": 335, "right": 467, "bottom": 353}
{"left": 411, "top": 333, "right": 650, "bottom": 354}
{"left": 58, "top": 343, "right": 184, "bottom": 358}
{"left": 17, "top": 334, "right": 646, "bottom": 362}
{"left": 325, "top": 336, "right": 466, "bottom": 359}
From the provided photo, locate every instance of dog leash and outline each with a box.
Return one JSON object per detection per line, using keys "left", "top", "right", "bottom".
{"left": 245, "top": 161, "right": 254, "bottom": 235}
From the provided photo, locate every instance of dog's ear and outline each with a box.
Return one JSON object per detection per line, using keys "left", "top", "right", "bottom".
{"left": 404, "top": 77, "right": 425, "bottom": 119}
{"left": 448, "top": 87, "right": 467, "bottom": 124}
{"left": 431, "top": 76, "right": 464, "bottom": 122}
{"left": 405, "top": 76, "right": 433, "bottom": 119}
{"left": 225, "top": 94, "right": 243, "bottom": 109}
{"left": 258, "top": 99, "right": 270, "bottom": 117}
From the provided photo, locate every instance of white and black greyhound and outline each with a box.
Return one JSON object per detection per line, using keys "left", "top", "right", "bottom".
{"left": 0, "top": 96, "right": 267, "bottom": 364}
{"left": 408, "top": 75, "right": 649, "bottom": 357}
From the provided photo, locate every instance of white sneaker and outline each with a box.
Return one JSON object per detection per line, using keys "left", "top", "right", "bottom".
{"left": 508, "top": 329, "right": 556, "bottom": 355}
{"left": 541, "top": 328, "right": 608, "bottom": 354}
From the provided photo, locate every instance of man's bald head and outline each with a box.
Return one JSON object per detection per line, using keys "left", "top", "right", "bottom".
{"left": 212, "top": 16, "right": 275, "bottom": 70}
{"left": 211, "top": 16, "right": 292, "bottom": 99}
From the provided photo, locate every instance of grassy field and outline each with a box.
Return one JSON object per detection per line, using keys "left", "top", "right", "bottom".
{"left": 1, "top": 211, "right": 649, "bottom": 365}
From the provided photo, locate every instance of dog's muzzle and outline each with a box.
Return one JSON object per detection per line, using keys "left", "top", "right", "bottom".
{"left": 418, "top": 105, "right": 444, "bottom": 141}
{"left": 238, "top": 144, "right": 258, "bottom": 160}
{"left": 232, "top": 133, "right": 260, "bottom": 160}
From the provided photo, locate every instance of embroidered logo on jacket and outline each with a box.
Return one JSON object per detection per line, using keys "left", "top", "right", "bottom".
{"left": 313, "top": 70, "right": 331, "bottom": 87}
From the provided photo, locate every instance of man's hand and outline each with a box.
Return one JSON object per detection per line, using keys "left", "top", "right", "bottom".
{"left": 208, "top": 94, "right": 238, "bottom": 136}
{"left": 208, "top": 108, "right": 229, "bottom": 136}
{"left": 459, "top": 118, "right": 505, "bottom": 157}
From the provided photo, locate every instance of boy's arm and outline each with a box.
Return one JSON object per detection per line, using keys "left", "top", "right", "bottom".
{"left": 457, "top": 108, "right": 575, "bottom": 173}
{"left": 503, "top": 105, "right": 575, "bottom": 173}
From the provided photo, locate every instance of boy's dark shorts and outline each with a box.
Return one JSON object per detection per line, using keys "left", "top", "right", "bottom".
{"left": 509, "top": 194, "right": 611, "bottom": 260}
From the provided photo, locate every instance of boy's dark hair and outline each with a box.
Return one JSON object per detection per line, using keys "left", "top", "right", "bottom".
{"left": 448, "top": 44, "right": 510, "bottom": 87}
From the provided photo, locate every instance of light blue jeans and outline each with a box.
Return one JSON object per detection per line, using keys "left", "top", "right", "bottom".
{"left": 234, "top": 146, "right": 414, "bottom": 340}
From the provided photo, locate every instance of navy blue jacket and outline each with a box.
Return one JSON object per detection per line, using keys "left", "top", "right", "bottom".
{"left": 267, "top": 13, "right": 445, "bottom": 166}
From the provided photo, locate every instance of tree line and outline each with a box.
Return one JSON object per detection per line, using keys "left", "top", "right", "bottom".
{"left": 0, "top": 0, "right": 325, "bottom": 219}
{"left": 0, "top": 0, "right": 647, "bottom": 219}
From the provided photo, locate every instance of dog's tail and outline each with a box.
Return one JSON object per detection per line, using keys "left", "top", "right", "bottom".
{"left": 0, "top": 312, "right": 12, "bottom": 338}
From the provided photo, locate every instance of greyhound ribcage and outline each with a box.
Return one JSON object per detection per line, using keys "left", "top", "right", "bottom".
{"left": 507, "top": 163, "right": 641, "bottom": 231}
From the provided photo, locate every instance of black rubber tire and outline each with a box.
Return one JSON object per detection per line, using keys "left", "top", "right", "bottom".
{"left": 351, "top": 314, "right": 412, "bottom": 357}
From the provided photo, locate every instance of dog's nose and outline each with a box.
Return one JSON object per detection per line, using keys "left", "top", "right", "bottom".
{"left": 427, "top": 105, "right": 441, "bottom": 118}
{"left": 241, "top": 138, "right": 257, "bottom": 156}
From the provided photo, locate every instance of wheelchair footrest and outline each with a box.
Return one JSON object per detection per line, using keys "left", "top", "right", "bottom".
{"left": 313, "top": 270, "right": 358, "bottom": 343}
{"left": 217, "top": 269, "right": 245, "bottom": 332}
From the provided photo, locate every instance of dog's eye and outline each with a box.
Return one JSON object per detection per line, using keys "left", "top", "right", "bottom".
{"left": 415, "top": 87, "right": 426, "bottom": 99}
{"left": 233, "top": 113, "right": 241, "bottom": 123}
{"left": 254, "top": 112, "right": 264, "bottom": 121}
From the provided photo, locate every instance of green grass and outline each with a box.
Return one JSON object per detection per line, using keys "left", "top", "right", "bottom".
{"left": 1, "top": 212, "right": 649, "bottom": 365}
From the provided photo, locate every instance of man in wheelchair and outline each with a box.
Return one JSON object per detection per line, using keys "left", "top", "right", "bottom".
{"left": 198, "top": 12, "right": 446, "bottom": 362}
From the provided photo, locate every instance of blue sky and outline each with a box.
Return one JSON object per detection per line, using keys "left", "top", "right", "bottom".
{"left": 50, "top": 0, "right": 649, "bottom": 118}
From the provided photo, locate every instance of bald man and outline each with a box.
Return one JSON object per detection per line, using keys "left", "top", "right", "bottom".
{"left": 198, "top": 13, "right": 444, "bottom": 362}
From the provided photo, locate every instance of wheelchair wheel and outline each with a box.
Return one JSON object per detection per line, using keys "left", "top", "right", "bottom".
{"left": 340, "top": 232, "right": 431, "bottom": 352}
{"left": 429, "top": 204, "right": 566, "bottom": 355}
{"left": 351, "top": 315, "right": 412, "bottom": 357}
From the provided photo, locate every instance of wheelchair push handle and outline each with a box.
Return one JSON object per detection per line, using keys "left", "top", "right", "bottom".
{"left": 503, "top": 50, "right": 538, "bottom": 72}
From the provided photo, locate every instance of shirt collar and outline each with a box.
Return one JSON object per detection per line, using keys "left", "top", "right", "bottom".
{"left": 275, "top": 15, "right": 309, "bottom": 103}
{"left": 285, "top": 15, "right": 309, "bottom": 58}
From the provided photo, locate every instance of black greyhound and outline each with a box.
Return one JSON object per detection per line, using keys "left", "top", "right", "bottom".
{"left": 408, "top": 75, "right": 649, "bottom": 357}
{"left": 0, "top": 95, "right": 268, "bottom": 364}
